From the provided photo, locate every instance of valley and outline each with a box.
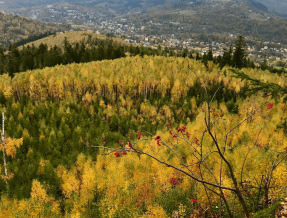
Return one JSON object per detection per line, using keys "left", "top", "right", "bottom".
{"left": 2, "top": 0, "right": 287, "bottom": 67}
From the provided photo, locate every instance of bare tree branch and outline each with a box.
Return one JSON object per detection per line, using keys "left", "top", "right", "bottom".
{"left": 85, "top": 140, "right": 236, "bottom": 191}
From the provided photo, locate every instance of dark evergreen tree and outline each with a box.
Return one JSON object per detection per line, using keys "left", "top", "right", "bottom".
{"left": 220, "top": 45, "right": 233, "bottom": 69}
{"left": 202, "top": 52, "right": 208, "bottom": 67}
{"left": 182, "top": 48, "right": 188, "bottom": 58}
{"left": 140, "top": 45, "right": 145, "bottom": 58}
{"left": 97, "top": 45, "right": 105, "bottom": 61}
{"left": 157, "top": 44, "right": 162, "bottom": 55}
{"left": 134, "top": 46, "right": 140, "bottom": 55}
{"left": 232, "top": 35, "right": 247, "bottom": 69}
{"left": 0, "top": 53, "right": 4, "bottom": 75}
{"left": 261, "top": 58, "right": 269, "bottom": 71}
{"left": 38, "top": 43, "right": 48, "bottom": 55}
{"left": 74, "top": 42, "right": 82, "bottom": 63}
{"left": 207, "top": 49, "right": 213, "bottom": 62}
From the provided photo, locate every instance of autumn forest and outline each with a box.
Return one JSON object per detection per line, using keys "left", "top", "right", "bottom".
{"left": 0, "top": 34, "right": 287, "bottom": 218}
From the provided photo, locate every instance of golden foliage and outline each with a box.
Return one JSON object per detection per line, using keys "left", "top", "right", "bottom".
{"left": 0, "top": 98, "right": 285, "bottom": 217}
{"left": 269, "top": 165, "right": 287, "bottom": 199}
{"left": 57, "top": 154, "right": 96, "bottom": 203}
{"left": 0, "top": 137, "right": 23, "bottom": 158}
{"left": 1, "top": 56, "right": 287, "bottom": 217}
{"left": 2, "top": 56, "right": 287, "bottom": 103}
{"left": 31, "top": 180, "right": 49, "bottom": 203}
{"left": 143, "top": 205, "right": 168, "bottom": 218}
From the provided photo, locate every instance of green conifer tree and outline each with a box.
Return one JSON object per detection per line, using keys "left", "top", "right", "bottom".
{"left": 232, "top": 35, "right": 247, "bottom": 69}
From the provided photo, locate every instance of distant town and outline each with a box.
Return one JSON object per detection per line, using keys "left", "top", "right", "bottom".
{"left": 4, "top": 2, "right": 287, "bottom": 67}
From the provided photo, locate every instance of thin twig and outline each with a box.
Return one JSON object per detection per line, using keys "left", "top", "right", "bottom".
{"left": 226, "top": 102, "right": 268, "bottom": 137}
{"left": 240, "top": 129, "right": 262, "bottom": 184}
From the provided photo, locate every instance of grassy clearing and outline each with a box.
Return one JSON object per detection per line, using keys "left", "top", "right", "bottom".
{"left": 249, "top": 12, "right": 268, "bottom": 21}
{"left": 18, "top": 31, "right": 134, "bottom": 51}
{"left": 171, "top": 10, "right": 197, "bottom": 16}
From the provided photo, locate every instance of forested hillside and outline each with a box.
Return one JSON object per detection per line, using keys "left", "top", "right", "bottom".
{"left": 0, "top": 32, "right": 163, "bottom": 78}
{"left": 1, "top": 33, "right": 266, "bottom": 80}
{"left": 0, "top": 12, "right": 69, "bottom": 47}
{"left": 0, "top": 54, "right": 287, "bottom": 217}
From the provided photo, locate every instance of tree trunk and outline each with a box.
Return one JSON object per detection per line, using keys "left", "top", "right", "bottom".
{"left": 263, "top": 182, "right": 269, "bottom": 209}
{"left": 236, "top": 188, "right": 249, "bottom": 218}
{"left": 1, "top": 113, "right": 7, "bottom": 184}
{"left": 207, "top": 105, "right": 249, "bottom": 218}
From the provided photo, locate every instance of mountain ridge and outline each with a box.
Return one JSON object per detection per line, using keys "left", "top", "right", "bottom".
{"left": 2, "top": 0, "right": 287, "bottom": 17}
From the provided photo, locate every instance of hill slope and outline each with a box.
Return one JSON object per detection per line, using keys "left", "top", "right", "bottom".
{"left": 18, "top": 31, "right": 134, "bottom": 51}
{"left": 0, "top": 12, "right": 69, "bottom": 47}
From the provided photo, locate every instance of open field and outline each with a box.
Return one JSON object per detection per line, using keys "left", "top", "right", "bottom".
{"left": 248, "top": 12, "right": 269, "bottom": 21}
{"left": 171, "top": 9, "right": 197, "bottom": 16}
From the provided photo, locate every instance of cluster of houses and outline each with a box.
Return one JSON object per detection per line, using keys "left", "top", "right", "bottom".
{"left": 6, "top": 3, "right": 287, "bottom": 64}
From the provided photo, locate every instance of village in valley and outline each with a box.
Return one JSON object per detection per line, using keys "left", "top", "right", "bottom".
{"left": 3, "top": 0, "right": 287, "bottom": 67}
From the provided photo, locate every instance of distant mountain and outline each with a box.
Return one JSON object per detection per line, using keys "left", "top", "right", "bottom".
{"left": 3, "top": 0, "right": 173, "bottom": 12}
{"left": 0, "top": 12, "right": 69, "bottom": 47}
{"left": 124, "top": 0, "right": 287, "bottom": 45}
{"left": 250, "top": 0, "right": 287, "bottom": 17}
{"left": 1, "top": 0, "right": 76, "bottom": 8}
{"left": 3, "top": 0, "right": 287, "bottom": 17}
{"left": 2, "top": 0, "right": 162, "bottom": 9}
